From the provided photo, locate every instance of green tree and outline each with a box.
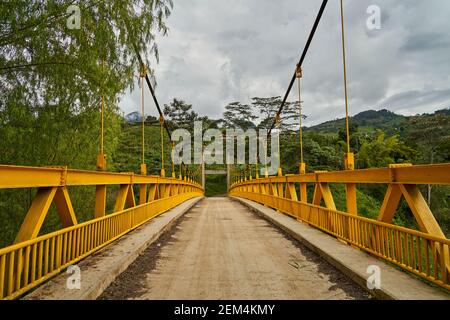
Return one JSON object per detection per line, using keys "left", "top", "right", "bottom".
{"left": 163, "top": 98, "right": 199, "bottom": 130}
{"left": 358, "top": 130, "right": 417, "bottom": 168}
{"left": 252, "top": 96, "right": 302, "bottom": 130}
{"left": 406, "top": 110, "right": 450, "bottom": 205}
{"left": 280, "top": 131, "right": 342, "bottom": 173}
{"left": 1, "top": 1, "right": 173, "bottom": 112}
{"left": 145, "top": 115, "right": 158, "bottom": 123}
{"left": 407, "top": 112, "right": 450, "bottom": 164}
{"left": 0, "top": 1, "right": 174, "bottom": 247}
{"left": 337, "top": 121, "right": 361, "bottom": 152}
{"left": 223, "top": 102, "right": 257, "bottom": 130}
{"left": 251, "top": 96, "right": 280, "bottom": 128}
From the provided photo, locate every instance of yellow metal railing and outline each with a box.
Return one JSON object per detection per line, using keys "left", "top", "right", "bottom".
{"left": 229, "top": 163, "right": 450, "bottom": 291}
{"left": 0, "top": 165, "right": 204, "bottom": 299}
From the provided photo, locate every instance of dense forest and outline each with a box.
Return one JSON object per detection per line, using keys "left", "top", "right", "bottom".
{"left": 0, "top": 90, "right": 449, "bottom": 247}
{"left": 0, "top": 1, "right": 174, "bottom": 247}
{"left": 0, "top": 2, "right": 449, "bottom": 248}
{"left": 149, "top": 98, "right": 450, "bottom": 238}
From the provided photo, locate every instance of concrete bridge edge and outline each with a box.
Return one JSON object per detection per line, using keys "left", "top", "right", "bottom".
{"left": 24, "top": 197, "right": 204, "bottom": 300}
{"left": 231, "top": 196, "right": 450, "bottom": 300}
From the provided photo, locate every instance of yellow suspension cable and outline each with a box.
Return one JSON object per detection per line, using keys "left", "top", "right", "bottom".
{"left": 171, "top": 142, "right": 175, "bottom": 178}
{"left": 100, "top": 61, "right": 105, "bottom": 155}
{"left": 275, "top": 114, "right": 282, "bottom": 176}
{"left": 296, "top": 65, "right": 304, "bottom": 164}
{"left": 263, "top": 136, "right": 268, "bottom": 177}
{"left": 140, "top": 66, "right": 146, "bottom": 165}
{"left": 96, "top": 60, "right": 107, "bottom": 171}
{"left": 255, "top": 151, "right": 259, "bottom": 178}
{"left": 100, "top": 96, "right": 105, "bottom": 155}
{"left": 340, "top": 0, "right": 351, "bottom": 154}
{"left": 159, "top": 115, "right": 165, "bottom": 176}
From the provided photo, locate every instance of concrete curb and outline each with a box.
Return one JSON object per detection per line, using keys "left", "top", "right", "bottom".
{"left": 25, "top": 197, "right": 204, "bottom": 300}
{"left": 231, "top": 197, "right": 450, "bottom": 300}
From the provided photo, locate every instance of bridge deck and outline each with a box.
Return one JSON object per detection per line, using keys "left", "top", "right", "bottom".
{"left": 100, "top": 197, "right": 369, "bottom": 300}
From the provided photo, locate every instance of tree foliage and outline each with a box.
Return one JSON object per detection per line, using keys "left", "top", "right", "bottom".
{"left": 0, "top": 1, "right": 173, "bottom": 247}
{"left": 1, "top": 1, "right": 173, "bottom": 168}
{"left": 223, "top": 102, "right": 257, "bottom": 130}
{"left": 163, "top": 98, "right": 199, "bottom": 130}
{"left": 357, "top": 130, "right": 417, "bottom": 168}
{"left": 251, "top": 96, "right": 302, "bottom": 130}
{"left": 406, "top": 112, "right": 450, "bottom": 164}
{"left": 1, "top": 1, "right": 173, "bottom": 110}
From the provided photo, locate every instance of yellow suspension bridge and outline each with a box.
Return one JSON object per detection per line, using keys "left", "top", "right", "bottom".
{"left": 0, "top": 0, "right": 449, "bottom": 300}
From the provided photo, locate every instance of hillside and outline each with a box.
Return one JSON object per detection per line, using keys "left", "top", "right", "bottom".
{"left": 305, "top": 109, "right": 405, "bottom": 134}
{"left": 305, "top": 108, "right": 450, "bottom": 136}
{"left": 116, "top": 108, "right": 449, "bottom": 236}
{"left": 113, "top": 123, "right": 175, "bottom": 176}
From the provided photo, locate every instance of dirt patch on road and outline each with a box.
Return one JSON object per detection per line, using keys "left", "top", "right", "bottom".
{"left": 98, "top": 212, "right": 193, "bottom": 300}
{"left": 99, "top": 198, "right": 371, "bottom": 300}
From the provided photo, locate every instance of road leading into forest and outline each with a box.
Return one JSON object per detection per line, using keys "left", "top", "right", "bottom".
{"left": 99, "top": 197, "right": 369, "bottom": 300}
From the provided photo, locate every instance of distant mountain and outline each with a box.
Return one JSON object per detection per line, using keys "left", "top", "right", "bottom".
{"left": 125, "top": 111, "right": 142, "bottom": 123}
{"left": 433, "top": 108, "right": 450, "bottom": 116}
{"left": 306, "top": 109, "right": 407, "bottom": 135}
{"left": 353, "top": 109, "right": 404, "bottom": 124}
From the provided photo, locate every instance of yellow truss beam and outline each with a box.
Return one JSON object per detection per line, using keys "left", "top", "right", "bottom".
{"left": 286, "top": 183, "right": 298, "bottom": 201}
{"left": 1, "top": 191, "right": 203, "bottom": 300}
{"left": 14, "top": 187, "right": 58, "bottom": 243}
{"left": 0, "top": 165, "right": 202, "bottom": 189}
{"left": 54, "top": 187, "right": 77, "bottom": 227}
{"left": 378, "top": 184, "right": 446, "bottom": 238}
{"left": 114, "top": 185, "right": 136, "bottom": 212}
{"left": 148, "top": 184, "right": 158, "bottom": 202}
{"left": 94, "top": 185, "right": 107, "bottom": 218}
{"left": 400, "top": 184, "right": 445, "bottom": 238}
{"left": 346, "top": 184, "right": 357, "bottom": 215}
{"left": 139, "top": 185, "right": 147, "bottom": 205}
{"left": 231, "top": 163, "right": 450, "bottom": 186}
{"left": 378, "top": 184, "right": 403, "bottom": 223}
{"left": 229, "top": 188, "right": 450, "bottom": 291}
{"left": 312, "top": 183, "right": 336, "bottom": 210}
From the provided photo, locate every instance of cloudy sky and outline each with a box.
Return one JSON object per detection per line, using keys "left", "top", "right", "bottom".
{"left": 119, "top": 0, "right": 450, "bottom": 126}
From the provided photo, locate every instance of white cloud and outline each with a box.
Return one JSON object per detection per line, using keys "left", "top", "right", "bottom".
{"left": 119, "top": 0, "right": 450, "bottom": 126}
